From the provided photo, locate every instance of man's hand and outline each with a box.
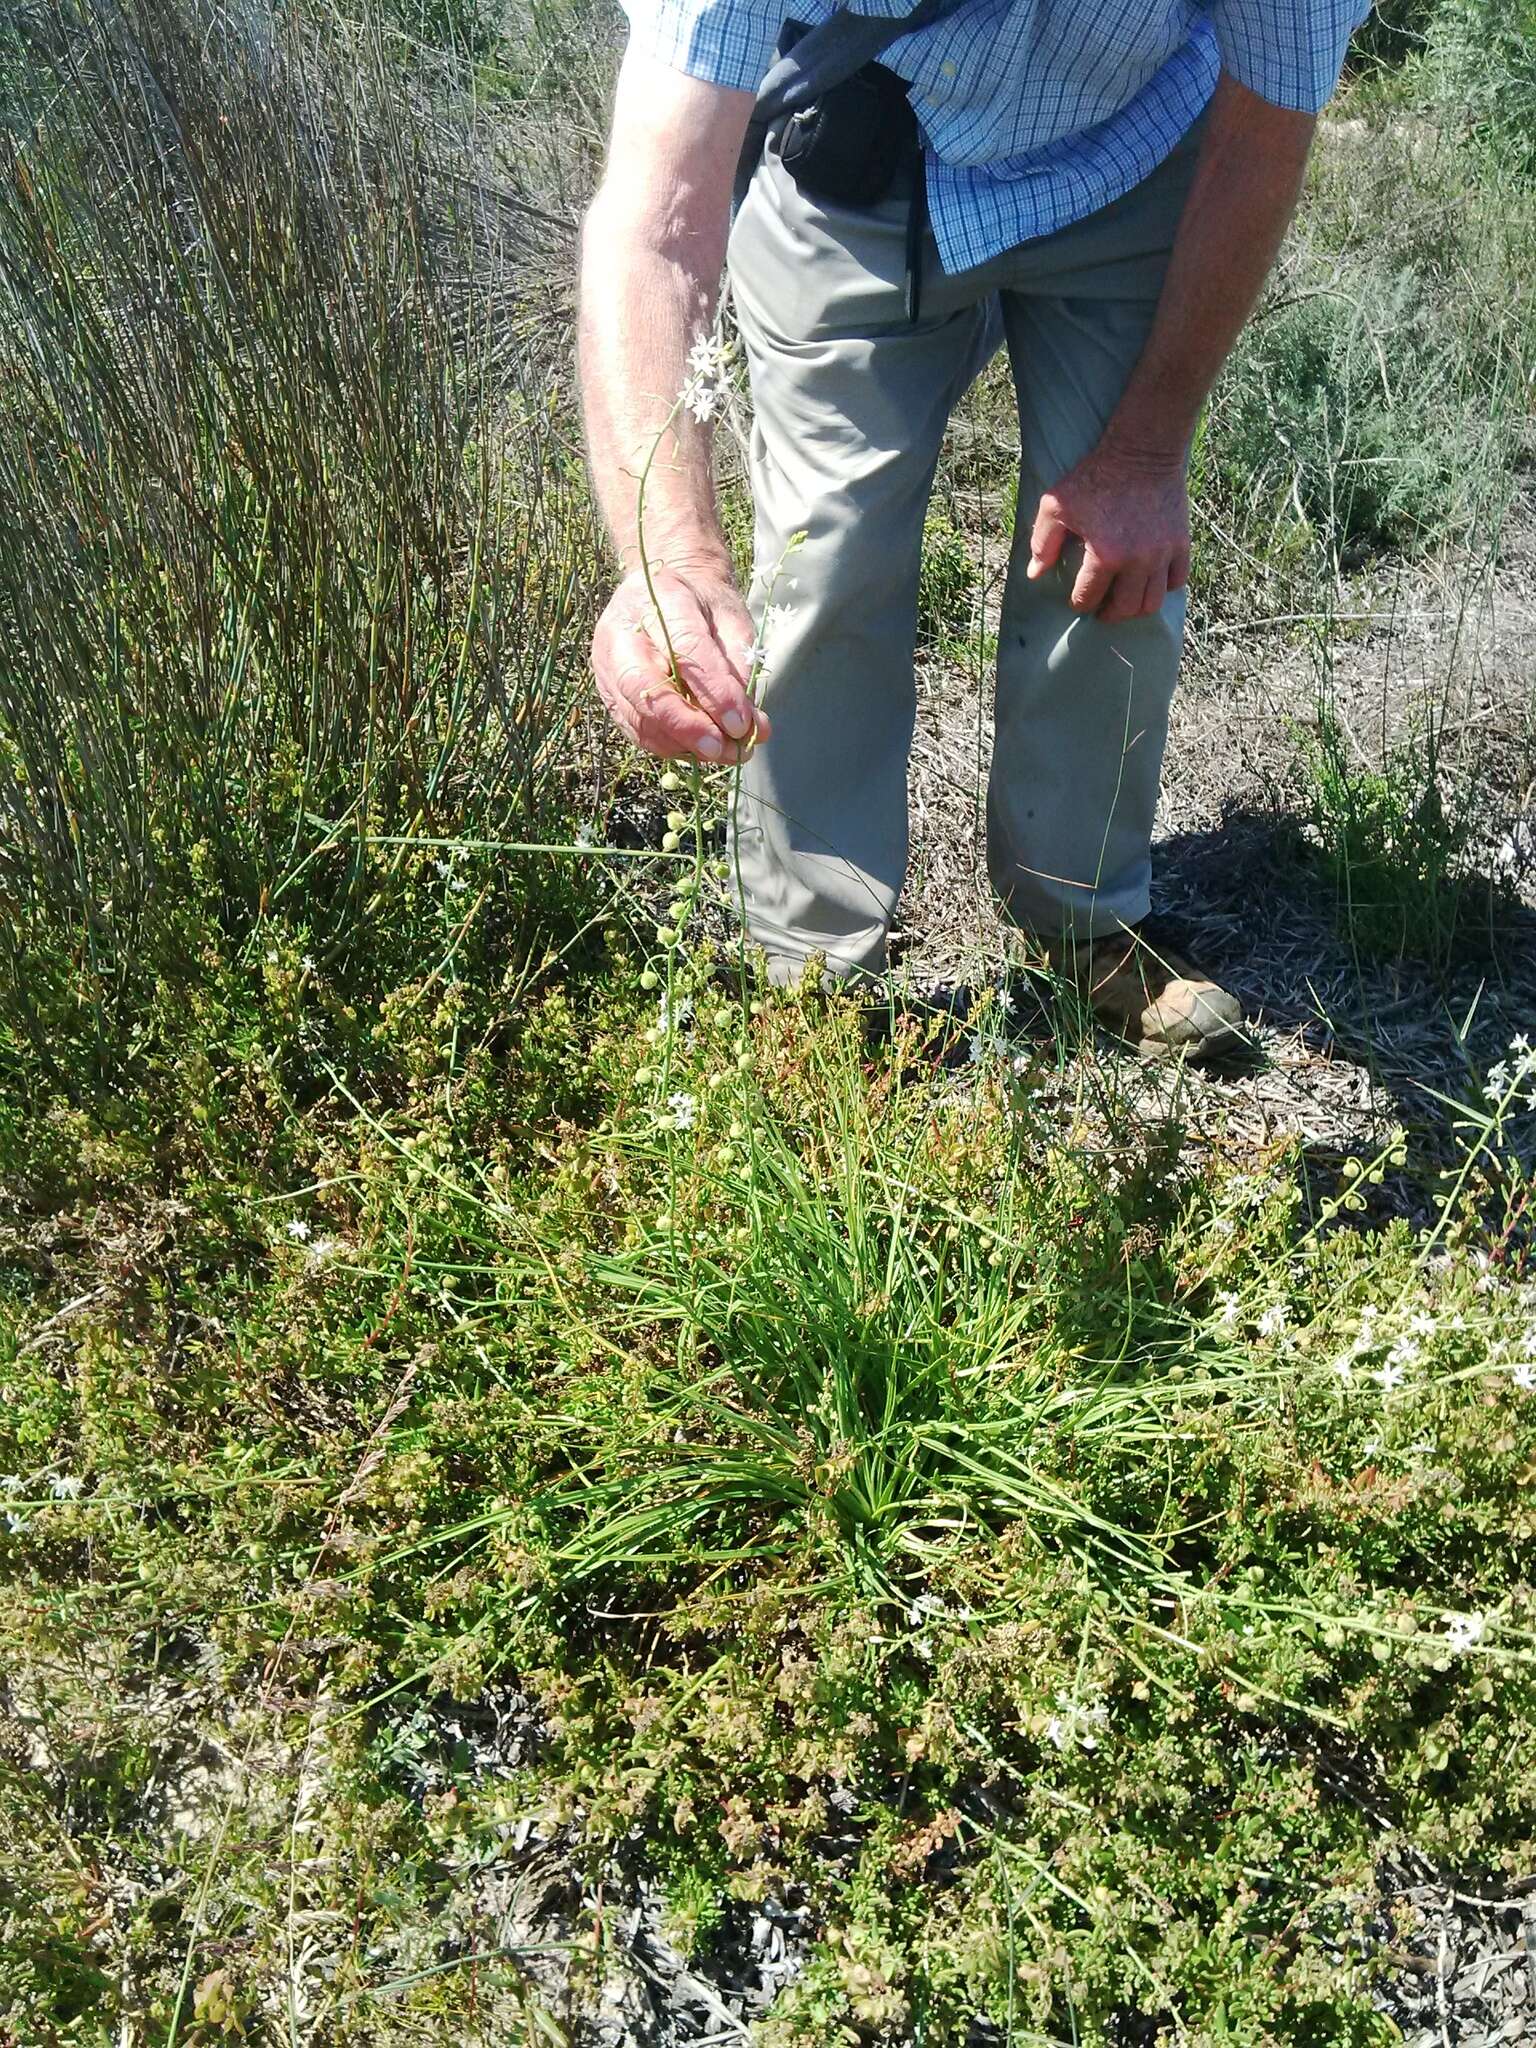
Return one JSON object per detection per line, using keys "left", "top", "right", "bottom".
{"left": 592, "top": 563, "right": 771, "bottom": 762}
{"left": 1023, "top": 74, "right": 1316, "bottom": 634}
{"left": 1026, "top": 443, "right": 1190, "bottom": 626}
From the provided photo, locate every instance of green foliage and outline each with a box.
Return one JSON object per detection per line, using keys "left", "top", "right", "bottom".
{"left": 1345, "top": 0, "right": 1435, "bottom": 73}
{"left": 1298, "top": 698, "right": 1491, "bottom": 970}
{"left": 917, "top": 506, "right": 980, "bottom": 654}
{"left": 1205, "top": 259, "right": 1521, "bottom": 599}
{"left": 0, "top": 0, "right": 596, "bottom": 1065}
{"left": 1193, "top": 89, "right": 1534, "bottom": 621}
{"left": 1423, "top": 0, "right": 1536, "bottom": 177}
{"left": 374, "top": 0, "right": 501, "bottom": 56}
{"left": 2, "top": 1, "right": 1536, "bottom": 2041}
{"left": 3, "top": 943, "right": 1535, "bottom": 2042}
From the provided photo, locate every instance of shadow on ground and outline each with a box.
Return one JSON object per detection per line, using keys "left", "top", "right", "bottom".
{"left": 1149, "top": 801, "right": 1536, "bottom": 1167}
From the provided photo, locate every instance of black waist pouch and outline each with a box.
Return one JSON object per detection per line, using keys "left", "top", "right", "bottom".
{"left": 775, "top": 18, "right": 918, "bottom": 207}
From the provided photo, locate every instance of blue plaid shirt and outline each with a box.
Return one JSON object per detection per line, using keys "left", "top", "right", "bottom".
{"left": 620, "top": 0, "right": 1371, "bottom": 273}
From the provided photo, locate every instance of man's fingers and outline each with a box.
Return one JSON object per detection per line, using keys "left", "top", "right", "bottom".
{"left": 641, "top": 586, "right": 757, "bottom": 743}
{"left": 596, "top": 612, "right": 737, "bottom": 762}
{"left": 1168, "top": 546, "right": 1191, "bottom": 595}
{"left": 725, "top": 658, "right": 774, "bottom": 743}
{"left": 622, "top": 665, "right": 740, "bottom": 762}
{"left": 1067, "top": 546, "right": 1116, "bottom": 616}
{"left": 633, "top": 684, "right": 740, "bottom": 762}
{"left": 1100, "top": 571, "right": 1152, "bottom": 626}
{"left": 1028, "top": 498, "right": 1071, "bottom": 579}
{"left": 1140, "top": 566, "right": 1170, "bottom": 617}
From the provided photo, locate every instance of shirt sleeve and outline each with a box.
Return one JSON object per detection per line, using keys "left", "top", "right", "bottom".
{"left": 1206, "top": 0, "right": 1373, "bottom": 112}
{"left": 618, "top": 0, "right": 784, "bottom": 92}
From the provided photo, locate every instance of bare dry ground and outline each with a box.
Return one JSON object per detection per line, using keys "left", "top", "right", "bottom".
{"left": 895, "top": 470, "right": 1536, "bottom": 1185}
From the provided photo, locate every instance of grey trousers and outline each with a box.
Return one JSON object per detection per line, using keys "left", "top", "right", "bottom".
{"left": 726, "top": 119, "right": 1206, "bottom": 983}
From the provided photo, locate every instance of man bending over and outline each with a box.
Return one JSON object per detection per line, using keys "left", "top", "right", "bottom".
{"left": 579, "top": 0, "right": 1369, "bottom": 1059}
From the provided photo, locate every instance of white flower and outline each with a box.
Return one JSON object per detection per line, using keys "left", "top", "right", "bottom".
{"left": 1376, "top": 1361, "right": 1407, "bottom": 1392}
{"left": 0, "top": 1476, "right": 21, "bottom": 1496}
{"left": 681, "top": 332, "right": 734, "bottom": 426}
{"left": 658, "top": 991, "right": 693, "bottom": 1033}
{"left": 1331, "top": 1355, "right": 1355, "bottom": 1382}
{"left": 1349, "top": 1304, "right": 1382, "bottom": 1356}
{"left": 1046, "top": 1692, "right": 1110, "bottom": 1751}
{"left": 1386, "top": 1333, "right": 1422, "bottom": 1372}
{"left": 300, "top": 954, "right": 317, "bottom": 973}
{"left": 3, "top": 1512, "right": 25, "bottom": 1535}
{"left": 1442, "top": 1611, "right": 1486, "bottom": 1654}
{"left": 966, "top": 1033, "right": 988, "bottom": 1065}
{"left": 307, "top": 1236, "right": 340, "bottom": 1271}
{"left": 1214, "top": 1290, "right": 1240, "bottom": 1329}
{"left": 48, "top": 1474, "right": 83, "bottom": 1500}
{"left": 1406, "top": 1310, "right": 1435, "bottom": 1338}
{"left": 1510, "top": 1359, "right": 1536, "bottom": 1393}
{"left": 574, "top": 825, "right": 597, "bottom": 851}
{"left": 686, "top": 333, "right": 727, "bottom": 381}
{"left": 667, "top": 1091, "right": 698, "bottom": 1131}
{"left": 286, "top": 1218, "right": 312, "bottom": 1242}
{"left": 1257, "top": 1302, "right": 1290, "bottom": 1340}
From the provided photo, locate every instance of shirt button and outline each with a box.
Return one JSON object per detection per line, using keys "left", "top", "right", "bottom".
{"left": 940, "top": 57, "right": 957, "bottom": 77}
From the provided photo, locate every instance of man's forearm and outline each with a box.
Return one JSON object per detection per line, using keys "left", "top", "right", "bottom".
{"left": 1101, "top": 72, "right": 1316, "bottom": 465}
{"left": 579, "top": 208, "right": 727, "bottom": 575}
{"left": 577, "top": 56, "right": 749, "bottom": 578}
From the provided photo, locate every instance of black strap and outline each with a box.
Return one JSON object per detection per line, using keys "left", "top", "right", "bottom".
{"left": 733, "top": 0, "right": 971, "bottom": 208}
{"left": 904, "top": 162, "right": 927, "bottom": 324}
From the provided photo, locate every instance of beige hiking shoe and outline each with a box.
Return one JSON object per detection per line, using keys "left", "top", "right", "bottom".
{"left": 1041, "top": 924, "right": 1250, "bottom": 1062}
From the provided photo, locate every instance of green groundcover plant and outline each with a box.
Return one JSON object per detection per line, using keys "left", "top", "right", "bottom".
{"left": 3, "top": 933, "right": 1535, "bottom": 2040}
{"left": 3, "top": 0, "right": 1536, "bottom": 2042}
